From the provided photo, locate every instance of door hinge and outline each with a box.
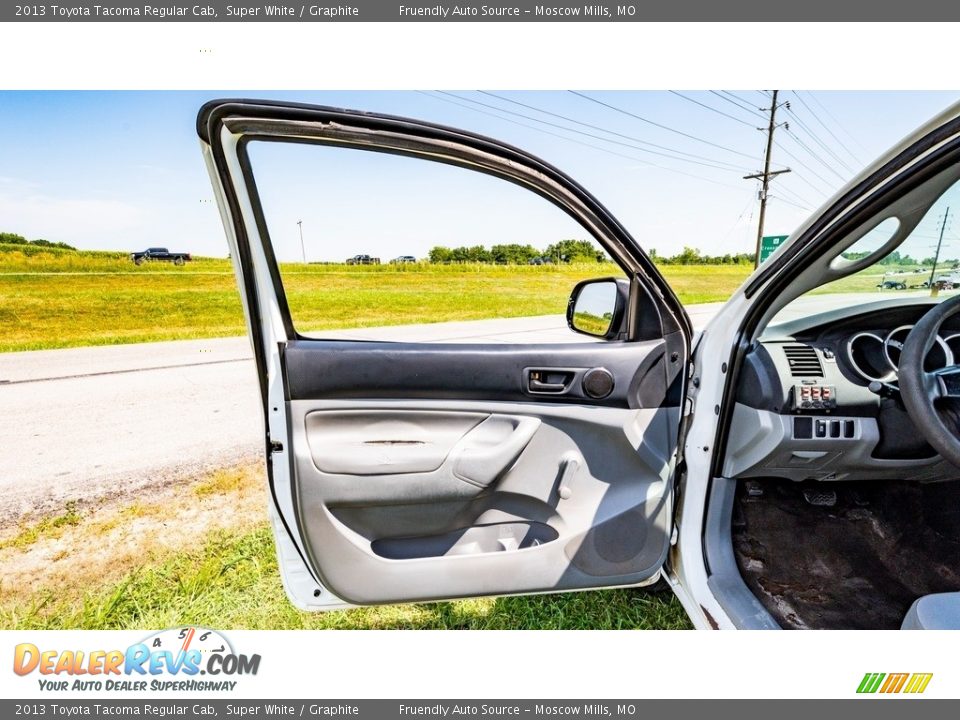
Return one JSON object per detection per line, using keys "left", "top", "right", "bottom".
{"left": 269, "top": 439, "right": 284, "bottom": 453}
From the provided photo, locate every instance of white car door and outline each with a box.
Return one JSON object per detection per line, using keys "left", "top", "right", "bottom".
{"left": 199, "top": 99, "right": 692, "bottom": 610}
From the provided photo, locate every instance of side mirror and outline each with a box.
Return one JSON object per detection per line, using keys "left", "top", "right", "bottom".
{"left": 566, "top": 278, "right": 629, "bottom": 340}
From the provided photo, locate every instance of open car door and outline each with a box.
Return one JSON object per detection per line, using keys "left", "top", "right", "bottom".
{"left": 198, "top": 99, "right": 692, "bottom": 609}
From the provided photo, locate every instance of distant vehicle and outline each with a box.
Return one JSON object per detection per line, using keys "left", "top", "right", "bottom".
{"left": 346, "top": 254, "right": 380, "bottom": 265}
{"left": 130, "top": 247, "right": 191, "bottom": 266}
{"left": 391, "top": 255, "right": 417, "bottom": 264}
{"left": 878, "top": 276, "right": 907, "bottom": 290}
{"left": 934, "top": 273, "right": 960, "bottom": 289}
{"left": 913, "top": 274, "right": 960, "bottom": 290}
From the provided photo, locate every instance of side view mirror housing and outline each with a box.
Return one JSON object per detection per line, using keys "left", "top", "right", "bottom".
{"left": 566, "top": 277, "right": 630, "bottom": 340}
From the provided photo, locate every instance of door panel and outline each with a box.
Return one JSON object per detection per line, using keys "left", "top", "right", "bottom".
{"left": 290, "top": 399, "right": 677, "bottom": 605}
{"left": 199, "top": 99, "right": 690, "bottom": 609}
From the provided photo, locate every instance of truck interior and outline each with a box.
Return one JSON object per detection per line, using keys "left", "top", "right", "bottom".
{"left": 713, "top": 158, "right": 960, "bottom": 629}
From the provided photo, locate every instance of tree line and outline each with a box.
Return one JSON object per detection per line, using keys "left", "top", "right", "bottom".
{"left": 426, "top": 241, "right": 760, "bottom": 265}
{"left": 841, "top": 249, "right": 958, "bottom": 267}
{"left": 428, "top": 240, "right": 606, "bottom": 264}
{"left": 0, "top": 232, "right": 76, "bottom": 251}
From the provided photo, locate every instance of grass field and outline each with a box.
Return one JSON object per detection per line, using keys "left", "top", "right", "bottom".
{"left": 0, "top": 465, "right": 692, "bottom": 631}
{"left": 0, "top": 246, "right": 753, "bottom": 352}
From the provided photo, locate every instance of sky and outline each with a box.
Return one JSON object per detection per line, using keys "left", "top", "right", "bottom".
{"left": 1, "top": 90, "right": 959, "bottom": 262}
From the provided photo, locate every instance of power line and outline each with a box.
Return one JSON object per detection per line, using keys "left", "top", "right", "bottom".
{"left": 713, "top": 91, "right": 767, "bottom": 120}
{"left": 772, "top": 182, "right": 816, "bottom": 209}
{"left": 784, "top": 105, "right": 856, "bottom": 174}
{"left": 793, "top": 91, "right": 865, "bottom": 165}
{"left": 708, "top": 90, "right": 766, "bottom": 120}
{"left": 419, "top": 92, "right": 743, "bottom": 190}
{"left": 783, "top": 127, "right": 849, "bottom": 183}
{"left": 668, "top": 90, "right": 755, "bottom": 127}
{"left": 567, "top": 90, "right": 759, "bottom": 161}
{"left": 443, "top": 91, "right": 753, "bottom": 172}
{"left": 773, "top": 140, "right": 838, "bottom": 194}
{"left": 479, "top": 90, "right": 749, "bottom": 168}
{"left": 769, "top": 193, "right": 811, "bottom": 212}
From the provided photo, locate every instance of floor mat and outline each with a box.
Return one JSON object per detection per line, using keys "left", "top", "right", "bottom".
{"left": 732, "top": 479, "right": 960, "bottom": 629}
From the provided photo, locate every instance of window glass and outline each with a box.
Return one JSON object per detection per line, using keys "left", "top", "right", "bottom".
{"left": 775, "top": 177, "right": 960, "bottom": 322}
{"left": 247, "top": 141, "right": 625, "bottom": 344}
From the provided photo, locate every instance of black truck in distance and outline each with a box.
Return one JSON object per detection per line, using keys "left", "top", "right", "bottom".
{"left": 130, "top": 247, "right": 192, "bottom": 266}
{"left": 346, "top": 254, "right": 380, "bottom": 265}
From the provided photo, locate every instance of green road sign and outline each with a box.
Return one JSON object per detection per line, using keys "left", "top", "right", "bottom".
{"left": 759, "top": 234, "right": 789, "bottom": 264}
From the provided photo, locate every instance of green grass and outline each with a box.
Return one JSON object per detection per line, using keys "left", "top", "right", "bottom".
{"left": 0, "top": 246, "right": 754, "bottom": 352}
{"left": 0, "top": 502, "right": 82, "bottom": 551}
{"left": 1, "top": 524, "right": 691, "bottom": 630}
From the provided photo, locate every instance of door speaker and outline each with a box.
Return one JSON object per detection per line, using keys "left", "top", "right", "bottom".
{"left": 565, "top": 507, "right": 653, "bottom": 577}
{"left": 582, "top": 368, "right": 614, "bottom": 399}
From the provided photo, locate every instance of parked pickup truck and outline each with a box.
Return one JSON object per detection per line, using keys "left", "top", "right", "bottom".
{"left": 130, "top": 247, "right": 192, "bottom": 266}
{"left": 346, "top": 254, "right": 380, "bottom": 265}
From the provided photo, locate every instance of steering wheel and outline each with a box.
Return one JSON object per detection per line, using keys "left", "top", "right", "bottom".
{"left": 899, "top": 293, "right": 960, "bottom": 467}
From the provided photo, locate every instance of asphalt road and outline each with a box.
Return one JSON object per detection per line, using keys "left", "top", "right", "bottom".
{"left": 0, "top": 304, "right": 726, "bottom": 522}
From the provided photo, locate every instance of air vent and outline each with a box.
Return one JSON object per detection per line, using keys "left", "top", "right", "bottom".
{"left": 783, "top": 344, "right": 824, "bottom": 377}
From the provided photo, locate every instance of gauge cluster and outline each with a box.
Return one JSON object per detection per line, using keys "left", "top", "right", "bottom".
{"left": 845, "top": 325, "right": 960, "bottom": 383}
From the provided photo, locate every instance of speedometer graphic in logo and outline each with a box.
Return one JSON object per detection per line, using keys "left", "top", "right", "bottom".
{"left": 141, "top": 627, "right": 233, "bottom": 659}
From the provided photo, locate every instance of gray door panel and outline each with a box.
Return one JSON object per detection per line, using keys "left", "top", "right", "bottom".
{"left": 288, "top": 398, "right": 678, "bottom": 604}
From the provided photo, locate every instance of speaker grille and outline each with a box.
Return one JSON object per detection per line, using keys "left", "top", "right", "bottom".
{"left": 582, "top": 368, "right": 615, "bottom": 399}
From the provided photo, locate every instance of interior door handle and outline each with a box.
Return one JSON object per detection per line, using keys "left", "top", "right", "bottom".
{"left": 527, "top": 369, "right": 574, "bottom": 394}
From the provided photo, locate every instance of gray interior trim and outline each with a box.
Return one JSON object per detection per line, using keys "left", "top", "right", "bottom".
{"left": 723, "top": 403, "right": 960, "bottom": 482}
{"left": 289, "top": 399, "right": 678, "bottom": 605}
{"left": 703, "top": 475, "right": 781, "bottom": 630}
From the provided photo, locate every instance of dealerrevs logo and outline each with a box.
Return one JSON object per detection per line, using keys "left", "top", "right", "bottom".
{"left": 13, "top": 627, "right": 261, "bottom": 692}
{"left": 857, "top": 672, "right": 933, "bottom": 694}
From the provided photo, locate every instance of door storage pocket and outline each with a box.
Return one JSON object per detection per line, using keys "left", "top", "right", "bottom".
{"left": 371, "top": 521, "right": 558, "bottom": 559}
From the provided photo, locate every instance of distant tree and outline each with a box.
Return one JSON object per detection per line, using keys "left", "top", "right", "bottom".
{"left": 544, "top": 239, "right": 606, "bottom": 264}
{"left": 428, "top": 246, "right": 454, "bottom": 263}
{"left": 668, "top": 246, "right": 703, "bottom": 265}
{"left": 0, "top": 232, "right": 27, "bottom": 245}
{"left": 490, "top": 243, "right": 540, "bottom": 264}
{"left": 450, "top": 245, "right": 492, "bottom": 263}
{"left": 0, "top": 233, "right": 75, "bottom": 250}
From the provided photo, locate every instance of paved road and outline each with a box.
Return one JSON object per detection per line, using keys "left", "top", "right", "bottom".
{"left": 0, "top": 305, "right": 726, "bottom": 521}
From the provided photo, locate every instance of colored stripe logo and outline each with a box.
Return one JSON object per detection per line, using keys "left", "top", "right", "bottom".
{"left": 857, "top": 672, "right": 933, "bottom": 694}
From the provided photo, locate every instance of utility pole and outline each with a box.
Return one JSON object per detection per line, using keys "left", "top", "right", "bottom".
{"left": 297, "top": 219, "right": 306, "bottom": 264}
{"left": 928, "top": 206, "right": 950, "bottom": 295}
{"left": 745, "top": 90, "right": 791, "bottom": 267}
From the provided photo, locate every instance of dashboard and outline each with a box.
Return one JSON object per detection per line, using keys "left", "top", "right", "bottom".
{"left": 724, "top": 296, "right": 960, "bottom": 483}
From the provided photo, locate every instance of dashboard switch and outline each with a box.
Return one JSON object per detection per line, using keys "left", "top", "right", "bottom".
{"left": 815, "top": 420, "right": 828, "bottom": 438}
{"left": 793, "top": 384, "right": 837, "bottom": 410}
